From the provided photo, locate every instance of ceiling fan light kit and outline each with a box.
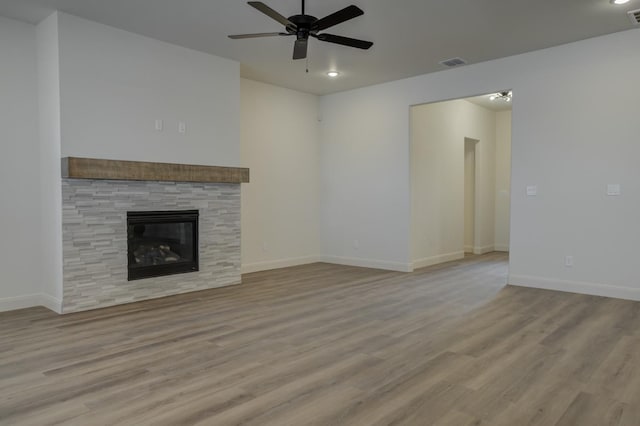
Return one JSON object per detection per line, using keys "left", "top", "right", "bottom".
{"left": 229, "top": 0, "right": 373, "bottom": 60}
{"left": 490, "top": 91, "right": 513, "bottom": 102}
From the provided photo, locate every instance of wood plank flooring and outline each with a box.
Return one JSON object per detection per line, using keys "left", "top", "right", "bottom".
{"left": 2, "top": 252, "right": 640, "bottom": 425}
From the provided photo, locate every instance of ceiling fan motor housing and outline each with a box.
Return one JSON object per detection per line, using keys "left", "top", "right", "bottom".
{"left": 288, "top": 14, "right": 317, "bottom": 39}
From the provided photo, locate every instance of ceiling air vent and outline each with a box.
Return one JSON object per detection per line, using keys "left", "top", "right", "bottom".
{"left": 439, "top": 57, "right": 467, "bottom": 68}
{"left": 628, "top": 9, "right": 640, "bottom": 25}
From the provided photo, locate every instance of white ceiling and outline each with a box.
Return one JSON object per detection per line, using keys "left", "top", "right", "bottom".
{"left": 1, "top": 0, "right": 638, "bottom": 95}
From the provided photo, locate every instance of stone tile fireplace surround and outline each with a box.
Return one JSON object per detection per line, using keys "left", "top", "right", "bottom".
{"left": 60, "top": 158, "right": 249, "bottom": 313}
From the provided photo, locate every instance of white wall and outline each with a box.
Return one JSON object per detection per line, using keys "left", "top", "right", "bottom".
{"left": 1, "top": 13, "right": 244, "bottom": 312}
{"left": 36, "top": 13, "right": 64, "bottom": 312}
{"left": 321, "top": 29, "right": 640, "bottom": 300}
{"left": 57, "top": 13, "right": 240, "bottom": 166}
{"left": 240, "top": 79, "right": 321, "bottom": 273}
{"left": 319, "top": 85, "right": 413, "bottom": 272}
{"left": 410, "top": 100, "right": 496, "bottom": 269}
{"left": 495, "top": 110, "right": 512, "bottom": 251}
{"left": 0, "top": 17, "right": 43, "bottom": 311}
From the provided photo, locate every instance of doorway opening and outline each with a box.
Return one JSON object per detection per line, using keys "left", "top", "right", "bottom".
{"left": 410, "top": 90, "right": 512, "bottom": 270}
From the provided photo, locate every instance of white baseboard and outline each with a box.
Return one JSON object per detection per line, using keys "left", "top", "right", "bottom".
{"left": 494, "top": 244, "right": 510, "bottom": 252}
{"left": 509, "top": 274, "right": 640, "bottom": 302}
{"left": 39, "top": 294, "right": 63, "bottom": 314}
{"left": 242, "top": 256, "right": 321, "bottom": 274}
{"left": 243, "top": 255, "right": 413, "bottom": 273}
{"left": 320, "top": 256, "right": 413, "bottom": 272}
{"left": 413, "top": 251, "right": 465, "bottom": 270}
{"left": 0, "top": 293, "right": 62, "bottom": 314}
{"left": 0, "top": 294, "right": 40, "bottom": 312}
{"left": 473, "top": 245, "right": 495, "bottom": 255}
{"left": 464, "top": 245, "right": 473, "bottom": 253}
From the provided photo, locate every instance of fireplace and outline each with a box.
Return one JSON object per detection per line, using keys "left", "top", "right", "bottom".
{"left": 127, "top": 210, "right": 199, "bottom": 280}
{"left": 61, "top": 158, "right": 247, "bottom": 313}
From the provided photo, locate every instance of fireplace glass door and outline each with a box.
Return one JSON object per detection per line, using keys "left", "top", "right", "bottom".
{"left": 127, "top": 210, "right": 199, "bottom": 280}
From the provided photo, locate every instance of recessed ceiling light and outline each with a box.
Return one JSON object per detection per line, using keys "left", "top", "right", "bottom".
{"left": 611, "top": 0, "right": 630, "bottom": 5}
{"left": 327, "top": 71, "right": 340, "bottom": 78}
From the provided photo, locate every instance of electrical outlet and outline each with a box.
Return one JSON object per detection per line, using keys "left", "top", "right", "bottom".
{"left": 178, "top": 121, "right": 186, "bottom": 134}
{"left": 565, "top": 256, "right": 573, "bottom": 267}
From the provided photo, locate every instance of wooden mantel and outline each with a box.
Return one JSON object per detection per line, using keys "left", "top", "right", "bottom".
{"left": 61, "top": 157, "right": 249, "bottom": 184}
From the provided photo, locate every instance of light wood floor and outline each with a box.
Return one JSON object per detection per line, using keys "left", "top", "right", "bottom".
{"left": 2, "top": 253, "right": 640, "bottom": 425}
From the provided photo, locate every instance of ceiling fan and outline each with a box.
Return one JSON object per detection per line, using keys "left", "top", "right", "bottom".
{"left": 228, "top": 0, "right": 373, "bottom": 60}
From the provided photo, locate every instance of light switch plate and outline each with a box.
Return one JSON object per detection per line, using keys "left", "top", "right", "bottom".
{"left": 155, "top": 119, "right": 163, "bottom": 131}
{"left": 607, "top": 184, "right": 621, "bottom": 196}
{"left": 178, "top": 121, "right": 186, "bottom": 134}
{"left": 526, "top": 185, "right": 538, "bottom": 196}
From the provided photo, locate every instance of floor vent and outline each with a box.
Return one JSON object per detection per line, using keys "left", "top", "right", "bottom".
{"left": 629, "top": 9, "right": 640, "bottom": 25}
{"left": 439, "top": 57, "right": 467, "bottom": 67}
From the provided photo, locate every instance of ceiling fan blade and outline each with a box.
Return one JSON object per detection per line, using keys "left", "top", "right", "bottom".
{"left": 312, "top": 5, "right": 364, "bottom": 31}
{"left": 293, "top": 38, "right": 308, "bottom": 60}
{"left": 248, "top": 1, "right": 296, "bottom": 29}
{"left": 316, "top": 33, "right": 373, "bottom": 50}
{"left": 228, "top": 33, "right": 293, "bottom": 40}
{"left": 228, "top": 32, "right": 290, "bottom": 39}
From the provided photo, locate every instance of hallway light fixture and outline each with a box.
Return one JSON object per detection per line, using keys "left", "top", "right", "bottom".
{"left": 490, "top": 91, "right": 512, "bottom": 102}
{"left": 610, "top": 0, "right": 630, "bottom": 5}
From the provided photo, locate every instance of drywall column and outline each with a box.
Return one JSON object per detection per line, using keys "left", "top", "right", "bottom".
{"left": 0, "top": 16, "right": 44, "bottom": 311}
{"left": 36, "top": 12, "right": 64, "bottom": 312}
{"left": 464, "top": 139, "right": 477, "bottom": 253}
{"left": 495, "top": 111, "right": 512, "bottom": 251}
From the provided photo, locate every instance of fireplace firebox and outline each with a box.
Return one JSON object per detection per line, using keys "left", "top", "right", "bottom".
{"left": 127, "top": 210, "right": 199, "bottom": 280}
